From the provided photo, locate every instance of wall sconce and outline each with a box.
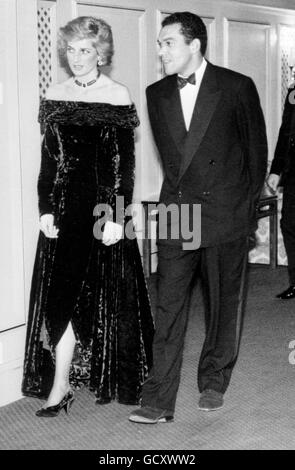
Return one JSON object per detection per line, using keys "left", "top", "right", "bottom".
{"left": 288, "top": 47, "right": 295, "bottom": 82}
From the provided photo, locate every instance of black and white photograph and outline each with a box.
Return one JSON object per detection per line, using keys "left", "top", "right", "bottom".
{"left": 1, "top": 0, "right": 295, "bottom": 455}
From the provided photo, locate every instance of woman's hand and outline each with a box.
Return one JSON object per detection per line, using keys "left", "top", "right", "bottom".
{"left": 102, "top": 221, "right": 123, "bottom": 246}
{"left": 40, "top": 214, "right": 59, "bottom": 238}
{"left": 267, "top": 173, "right": 280, "bottom": 193}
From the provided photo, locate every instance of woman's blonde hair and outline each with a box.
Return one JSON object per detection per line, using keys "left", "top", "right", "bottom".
{"left": 58, "top": 16, "right": 114, "bottom": 66}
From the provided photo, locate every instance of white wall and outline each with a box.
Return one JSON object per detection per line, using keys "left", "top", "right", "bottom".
{"left": 0, "top": 0, "right": 39, "bottom": 406}
{"left": 231, "top": 0, "right": 295, "bottom": 9}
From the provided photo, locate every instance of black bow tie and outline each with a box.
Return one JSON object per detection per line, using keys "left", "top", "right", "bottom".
{"left": 177, "top": 73, "right": 196, "bottom": 89}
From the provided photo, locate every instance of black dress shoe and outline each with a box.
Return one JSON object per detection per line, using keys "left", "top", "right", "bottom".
{"left": 276, "top": 285, "right": 295, "bottom": 300}
{"left": 35, "top": 390, "right": 75, "bottom": 417}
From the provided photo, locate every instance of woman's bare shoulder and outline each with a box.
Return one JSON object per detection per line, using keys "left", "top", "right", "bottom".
{"left": 103, "top": 76, "right": 132, "bottom": 105}
{"left": 112, "top": 83, "right": 132, "bottom": 105}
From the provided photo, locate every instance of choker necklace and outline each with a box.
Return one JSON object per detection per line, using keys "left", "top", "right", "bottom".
{"left": 74, "top": 71, "right": 100, "bottom": 88}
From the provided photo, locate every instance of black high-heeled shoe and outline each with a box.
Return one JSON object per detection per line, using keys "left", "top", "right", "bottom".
{"left": 35, "top": 390, "right": 75, "bottom": 418}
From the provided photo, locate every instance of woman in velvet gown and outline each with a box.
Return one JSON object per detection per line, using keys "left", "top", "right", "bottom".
{"left": 22, "top": 16, "right": 154, "bottom": 416}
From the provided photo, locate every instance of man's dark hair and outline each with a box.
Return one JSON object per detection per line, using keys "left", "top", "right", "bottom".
{"left": 162, "top": 12, "right": 207, "bottom": 56}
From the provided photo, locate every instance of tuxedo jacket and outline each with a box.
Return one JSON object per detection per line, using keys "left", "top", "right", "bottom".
{"left": 270, "top": 86, "right": 295, "bottom": 188}
{"left": 146, "top": 61, "right": 268, "bottom": 247}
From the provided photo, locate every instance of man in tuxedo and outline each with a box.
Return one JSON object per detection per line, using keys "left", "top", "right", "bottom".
{"left": 268, "top": 86, "right": 295, "bottom": 299}
{"left": 129, "top": 11, "right": 267, "bottom": 424}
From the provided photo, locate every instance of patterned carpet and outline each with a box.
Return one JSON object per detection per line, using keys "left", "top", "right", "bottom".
{"left": 1, "top": 266, "right": 295, "bottom": 450}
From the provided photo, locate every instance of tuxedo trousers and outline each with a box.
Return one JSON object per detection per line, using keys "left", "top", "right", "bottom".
{"left": 141, "top": 236, "right": 248, "bottom": 414}
{"left": 281, "top": 189, "right": 295, "bottom": 285}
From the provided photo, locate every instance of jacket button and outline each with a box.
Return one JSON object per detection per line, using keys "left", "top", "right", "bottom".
{"left": 178, "top": 190, "right": 182, "bottom": 198}
{"left": 209, "top": 159, "right": 215, "bottom": 165}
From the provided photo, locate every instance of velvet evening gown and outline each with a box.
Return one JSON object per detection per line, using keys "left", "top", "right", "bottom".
{"left": 22, "top": 100, "right": 154, "bottom": 405}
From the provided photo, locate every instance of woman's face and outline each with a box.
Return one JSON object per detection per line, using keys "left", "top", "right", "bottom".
{"left": 66, "top": 38, "right": 99, "bottom": 77}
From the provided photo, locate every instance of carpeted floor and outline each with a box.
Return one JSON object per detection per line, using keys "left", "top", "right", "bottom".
{"left": 1, "top": 265, "right": 295, "bottom": 450}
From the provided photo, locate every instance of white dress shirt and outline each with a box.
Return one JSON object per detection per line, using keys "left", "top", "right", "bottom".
{"left": 179, "top": 58, "right": 207, "bottom": 131}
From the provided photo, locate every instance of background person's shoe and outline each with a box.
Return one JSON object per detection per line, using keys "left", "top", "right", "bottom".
{"left": 129, "top": 406, "right": 174, "bottom": 424}
{"left": 276, "top": 285, "right": 295, "bottom": 299}
{"left": 198, "top": 389, "right": 223, "bottom": 411}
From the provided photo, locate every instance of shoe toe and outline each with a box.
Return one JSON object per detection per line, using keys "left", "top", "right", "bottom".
{"left": 198, "top": 389, "right": 224, "bottom": 411}
{"left": 276, "top": 286, "right": 295, "bottom": 299}
{"left": 35, "top": 408, "right": 56, "bottom": 418}
{"left": 129, "top": 407, "right": 173, "bottom": 424}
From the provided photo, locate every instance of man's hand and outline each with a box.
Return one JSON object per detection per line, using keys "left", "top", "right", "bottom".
{"left": 40, "top": 214, "right": 59, "bottom": 238}
{"left": 267, "top": 173, "right": 280, "bottom": 193}
{"left": 102, "top": 221, "right": 123, "bottom": 246}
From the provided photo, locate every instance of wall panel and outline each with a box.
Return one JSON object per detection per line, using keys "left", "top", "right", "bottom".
{"left": 225, "top": 20, "right": 270, "bottom": 116}
{"left": 0, "top": 0, "right": 25, "bottom": 331}
{"left": 0, "top": 0, "right": 40, "bottom": 406}
{"left": 77, "top": 3, "right": 147, "bottom": 203}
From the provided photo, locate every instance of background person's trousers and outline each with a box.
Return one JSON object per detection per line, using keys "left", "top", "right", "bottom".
{"left": 141, "top": 236, "right": 248, "bottom": 414}
{"left": 281, "top": 190, "right": 295, "bottom": 285}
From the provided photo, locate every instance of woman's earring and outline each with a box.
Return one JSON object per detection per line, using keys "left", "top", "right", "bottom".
{"left": 97, "top": 56, "right": 103, "bottom": 67}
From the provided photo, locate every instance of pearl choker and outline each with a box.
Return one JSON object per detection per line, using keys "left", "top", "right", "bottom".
{"left": 74, "top": 72, "right": 100, "bottom": 88}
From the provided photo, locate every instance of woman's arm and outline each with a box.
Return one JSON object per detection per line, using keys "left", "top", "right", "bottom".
{"left": 37, "top": 123, "right": 58, "bottom": 216}
{"left": 37, "top": 122, "right": 59, "bottom": 238}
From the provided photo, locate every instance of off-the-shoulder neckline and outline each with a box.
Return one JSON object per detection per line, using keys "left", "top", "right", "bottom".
{"left": 38, "top": 98, "right": 139, "bottom": 128}
{"left": 42, "top": 99, "right": 135, "bottom": 109}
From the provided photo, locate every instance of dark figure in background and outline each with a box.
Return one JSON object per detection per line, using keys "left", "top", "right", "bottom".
{"left": 129, "top": 12, "right": 267, "bottom": 424}
{"left": 268, "top": 86, "right": 295, "bottom": 299}
{"left": 22, "top": 16, "right": 154, "bottom": 417}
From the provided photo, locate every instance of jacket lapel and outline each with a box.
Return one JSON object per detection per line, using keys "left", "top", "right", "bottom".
{"left": 177, "top": 63, "right": 222, "bottom": 184}
{"left": 159, "top": 75, "right": 187, "bottom": 157}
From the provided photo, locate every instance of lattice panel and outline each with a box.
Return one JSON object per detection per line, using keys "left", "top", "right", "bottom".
{"left": 37, "top": 4, "right": 54, "bottom": 97}
{"left": 280, "top": 27, "right": 295, "bottom": 110}
{"left": 281, "top": 50, "right": 290, "bottom": 112}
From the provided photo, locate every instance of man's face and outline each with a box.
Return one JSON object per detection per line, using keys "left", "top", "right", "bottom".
{"left": 157, "top": 23, "right": 196, "bottom": 76}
